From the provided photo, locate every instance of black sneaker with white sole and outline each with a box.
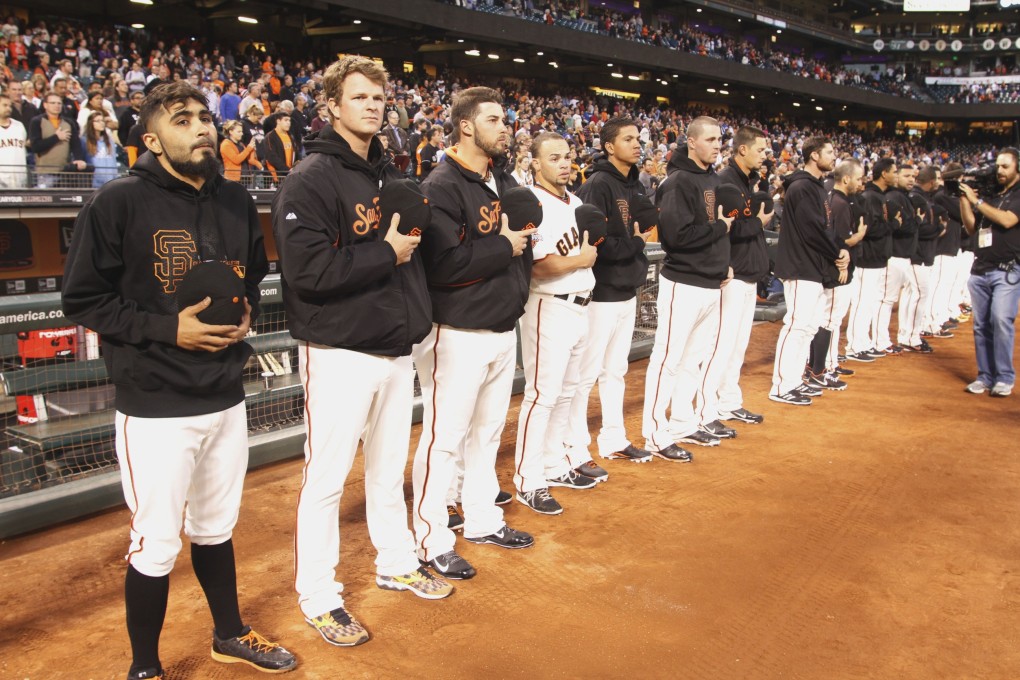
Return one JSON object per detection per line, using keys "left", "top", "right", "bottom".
{"left": 845, "top": 351, "right": 875, "bottom": 363}
{"left": 769, "top": 390, "right": 812, "bottom": 406}
{"left": 495, "top": 489, "right": 512, "bottom": 505}
{"left": 865, "top": 348, "right": 886, "bottom": 359}
{"left": 604, "top": 443, "right": 653, "bottom": 463}
{"left": 447, "top": 505, "right": 464, "bottom": 532}
{"left": 465, "top": 525, "right": 535, "bottom": 549}
{"left": 211, "top": 626, "right": 297, "bottom": 673}
{"left": 652, "top": 444, "right": 693, "bottom": 462}
{"left": 575, "top": 460, "right": 608, "bottom": 483}
{"left": 421, "top": 550, "right": 476, "bottom": 579}
{"left": 547, "top": 469, "right": 597, "bottom": 489}
{"left": 797, "top": 383, "right": 823, "bottom": 397}
{"left": 516, "top": 488, "right": 563, "bottom": 515}
{"left": 806, "top": 371, "right": 848, "bottom": 391}
{"left": 833, "top": 365, "right": 855, "bottom": 377}
{"left": 718, "top": 408, "right": 764, "bottom": 424}
{"left": 678, "top": 429, "right": 720, "bottom": 447}
{"left": 701, "top": 420, "right": 737, "bottom": 439}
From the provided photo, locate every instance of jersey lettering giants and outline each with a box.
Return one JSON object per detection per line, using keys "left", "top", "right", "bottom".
{"left": 153, "top": 229, "right": 198, "bottom": 294}
{"left": 555, "top": 226, "right": 581, "bottom": 256}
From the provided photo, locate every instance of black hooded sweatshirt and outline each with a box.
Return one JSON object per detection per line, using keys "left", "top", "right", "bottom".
{"left": 933, "top": 187, "right": 963, "bottom": 257}
{"left": 418, "top": 146, "right": 531, "bottom": 333}
{"left": 272, "top": 126, "right": 431, "bottom": 355}
{"left": 886, "top": 187, "right": 919, "bottom": 260}
{"left": 856, "top": 181, "right": 894, "bottom": 268}
{"left": 717, "top": 159, "right": 769, "bottom": 283}
{"left": 909, "top": 187, "right": 942, "bottom": 266}
{"left": 62, "top": 151, "right": 268, "bottom": 418}
{"left": 655, "top": 147, "right": 730, "bottom": 288}
{"left": 774, "top": 169, "right": 840, "bottom": 282}
{"left": 576, "top": 157, "right": 649, "bottom": 302}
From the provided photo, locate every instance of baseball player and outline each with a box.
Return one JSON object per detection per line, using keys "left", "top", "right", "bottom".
{"left": 813, "top": 158, "right": 868, "bottom": 385}
{"left": 568, "top": 116, "right": 653, "bottom": 464}
{"left": 514, "top": 131, "right": 601, "bottom": 515}
{"left": 412, "top": 86, "right": 536, "bottom": 580}
{"left": 274, "top": 56, "right": 452, "bottom": 650}
{"left": 928, "top": 162, "right": 965, "bottom": 335}
{"left": 62, "top": 82, "right": 296, "bottom": 680}
{"left": 643, "top": 116, "right": 734, "bottom": 456}
{"left": 696, "top": 125, "right": 773, "bottom": 436}
{"left": 876, "top": 163, "right": 921, "bottom": 355}
{"left": 769, "top": 136, "right": 849, "bottom": 405}
{"left": 902, "top": 165, "right": 944, "bottom": 352}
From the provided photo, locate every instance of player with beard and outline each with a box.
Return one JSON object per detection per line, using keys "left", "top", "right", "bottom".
{"left": 768, "top": 136, "right": 849, "bottom": 405}
{"left": 62, "top": 82, "right": 295, "bottom": 679}
{"left": 696, "top": 125, "right": 773, "bottom": 437}
{"left": 412, "top": 87, "right": 537, "bottom": 576}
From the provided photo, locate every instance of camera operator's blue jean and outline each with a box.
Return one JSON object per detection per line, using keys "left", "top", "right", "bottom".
{"left": 968, "top": 269, "right": 1020, "bottom": 387}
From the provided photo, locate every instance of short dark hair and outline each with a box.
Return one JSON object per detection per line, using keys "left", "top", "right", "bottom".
{"left": 600, "top": 116, "right": 637, "bottom": 153}
{"left": 998, "top": 147, "right": 1020, "bottom": 168}
{"left": 873, "top": 157, "right": 897, "bottom": 180}
{"left": 450, "top": 86, "right": 502, "bottom": 129}
{"left": 801, "top": 136, "right": 831, "bottom": 163}
{"left": 138, "top": 82, "right": 209, "bottom": 133}
{"left": 916, "top": 165, "right": 938, "bottom": 184}
{"left": 530, "top": 131, "right": 564, "bottom": 158}
{"left": 733, "top": 126, "right": 766, "bottom": 153}
{"left": 834, "top": 158, "right": 863, "bottom": 182}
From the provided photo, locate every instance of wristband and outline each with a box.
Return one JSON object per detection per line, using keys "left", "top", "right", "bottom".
{"left": 975, "top": 198, "right": 985, "bottom": 209}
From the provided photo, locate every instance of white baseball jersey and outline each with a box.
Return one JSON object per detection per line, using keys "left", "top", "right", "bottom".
{"left": 529, "top": 185, "right": 595, "bottom": 296}
{"left": 0, "top": 119, "right": 27, "bottom": 188}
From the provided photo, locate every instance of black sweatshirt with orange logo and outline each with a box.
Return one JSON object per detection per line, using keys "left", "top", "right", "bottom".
{"left": 417, "top": 148, "right": 531, "bottom": 333}
{"left": 272, "top": 126, "right": 432, "bottom": 355}
{"left": 62, "top": 151, "right": 269, "bottom": 418}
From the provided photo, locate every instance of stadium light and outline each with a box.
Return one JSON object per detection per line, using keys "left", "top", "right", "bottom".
{"left": 130, "top": 0, "right": 153, "bottom": 4}
{"left": 816, "top": 106, "right": 823, "bottom": 111}
{"left": 465, "top": 49, "right": 480, "bottom": 56}
{"left": 131, "top": 23, "right": 145, "bottom": 28}
{"left": 720, "top": 89, "right": 729, "bottom": 95}
{"left": 792, "top": 102, "right": 801, "bottom": 107}
{"left": 550, "top": 61, "right": 559, "bottom": 68}
{"left": 607, "top": 63, "right": 613, "bottom": 67}
{"left": 537, "top": 51, "right": 544, "bottom": 56}
{"left": 238, "top": 16, "right": 258, "bottom": 24}
{"left": 353, "top": 20, "right": 362, "bottom": 24}
{"left": 360, "top": 35, "right": 371, "bottom": 41}
{"left": 750, "top": 95, "right": 756, "bottom": 99}
{"left": 707, "top": 88, "right": 717, "bottom": 93}
{"left": 513, "top": 57, "right": 525, "bottom": 63}
{"left": 627, "top": 75, "right": 639, "bottom": 80}
{"left": 611, "top": 72, "right": 623, "bottom": 78}
{"left": 488, "top": 53, "right": 499, "bottom": 60}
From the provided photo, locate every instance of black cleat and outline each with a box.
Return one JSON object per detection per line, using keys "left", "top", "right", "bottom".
{"left": 465, "top": 525, "right": 535, "bottom": 549}
{"left": 769, "top": 390, "right": 812, "bottom": 406}
{"left": 652, "top": 444, "right": 693, "bottom": 462}
{"left": 719, "top": 407, "right": 764, "bottom": 424}
{"left": 516, "top": 488, "right": 563, "bottom": 515}
{"left": 604, "top": 444, "right": 653, "bottom": 463}
{"left": 701, "top": 420, "right": 737, "bottom": 439}
{"left": 678, "top": 429, "right": 721, "bottom": 447}
{"left": 211, "top": 626, "right": 297, "bottom": 673}
{"left": 421, "top": 550, "right": 476, "bottom": 579}
{"left": 494, "top": 489, "right": 512, "bottom": 505}
{"left": 447, "top": 505, "right": 464, "bottom": 532}
{"left": 547, "top": 469, "right": 597, "bottom": 489}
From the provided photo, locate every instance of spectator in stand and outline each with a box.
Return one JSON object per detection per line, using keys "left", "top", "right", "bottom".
{"left": 81, "top": 110, "right": 119, "bottom": 188}
{"left": 274, "top": 99, "right": 304, "bottom": 160}
{"left": 0, "top": 93, "right": 28, "bottom": 188}
{"left": 118, "top": 90, "right": 143, "bottom": 147}
{"left": 309, "top": 102, "right": 329, "bottom": 133}
{"left": 381, "top": 109, "right": 408, "bottom": 154}
{"left": 219, "top": 81, "right": 241, "bottom": 122}
{"left": 220, "top": 119, "right": 261, "bottom": 183}
{"left": 241, "top": 101, "right": 265, "bottom": 147}
{"left": 8, "top": 81, "right": 39, "bottom": 129}
{"left": 415, "top": 125, "right": 442, "bottom": 181}
{"left": 263, "top": 112, "right": 294, "bottom": 183}
{"left": 77, "top": 90, "right": 115, "bottom": 133}
{"left": 238, "top": 82, "right": 262, "bottom": 121}
{"left": 29, "top": 92, "right": 86, "bottom": 187}
{"left": 51, "top": 77, "right": 79, "bottom": 121}
{"left": 124, "top": 60, "right": 146, "bottom": 93}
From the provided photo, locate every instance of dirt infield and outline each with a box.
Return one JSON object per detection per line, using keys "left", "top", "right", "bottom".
{"left": 1, "top": 319, "right": 1018, "bottom": 680}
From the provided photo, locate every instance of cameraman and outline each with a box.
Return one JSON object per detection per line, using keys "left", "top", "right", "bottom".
{"left": 959, "top": 148, "right": 1020, "bottom": 397}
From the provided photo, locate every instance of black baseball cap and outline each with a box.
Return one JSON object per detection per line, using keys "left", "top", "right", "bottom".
{"left": 501, "top": 186, "right": 543, "bottom": 232}
{"left": 176, "top": 260, "right": 246, "bottom": 326}
{"left": 379, "top": 179, "right": 432, "bottom": 237}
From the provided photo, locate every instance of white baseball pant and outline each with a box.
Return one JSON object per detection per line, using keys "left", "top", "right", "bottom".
{"left": 846, "top": 266, "right": 885, "bottom": 355}
{"left": 642, "top": 278, "right": 720, "bottom": 451}
{"left": 696, "top": 278, "right": 757, "bottom": 425}
{"left": 567, "top": 297, "right": 637, "bottom": 458}
{"left": 412, "top": 325, "right": 513, "bottom": 561}
{"left": 952, "top": 251, "right": 975, "bottom": 311}
{"left": 822, "top": 279, "right": 856, "bottom": 370}
{"left": 877, "top": 257, "right": 916, "bottom": 349}
{"left": 900, "top": 264, "right": 932, "bottom": 346}
{"left": 115, "top": 402, "right": 248, "bottom": 578}
{"left": 925, "top": 254, "right": 957, "bottom": 332}
{"left": 294, "top": 343, "right": 419, "bottom": 620}
{"left": 515, "top": 294, "right": 590, "bottom": 493}
{"left": 770, "top": 279, "right": 826, "bottom": 396}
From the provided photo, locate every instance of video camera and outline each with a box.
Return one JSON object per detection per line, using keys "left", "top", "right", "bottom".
{"left": 944, "top": 164, "right": 998, "bottom": 198}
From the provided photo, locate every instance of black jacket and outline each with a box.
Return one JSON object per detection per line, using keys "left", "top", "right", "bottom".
{"left": 418, "top": 148, "right": 531, "bottom": 333}
{"left": 774, "top": 170, "right": 840, "bottom": 283}
{"left": 828, "top": 189, "right": 857, "bottom": 286}
{"left": 717, "top": 159, "right": 769, "bottom": 283}
{"left": 886, "top": 187, "right": 919, "bottom": 260}
{"left": 62, "top": 152, "right": 268, "bottom": 418}
{"left": 856, "top": 182, "right": 894, "bottom": 268}
{"left": 909, "top": 188, "right": 941, "bottom": 266}
{"left": 272, "top": 126, "right": 431, "bottom": 355}
{"left": 576, "top": 157, "right": 649, "bottom": 301}
{"left": 933, "top": 187, "right": 963, "bottom": 257}
{"left": 655, "top": 148, "right": 730, "bottom": 288}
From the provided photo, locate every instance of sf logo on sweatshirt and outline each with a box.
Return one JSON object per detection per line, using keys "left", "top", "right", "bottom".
{"left": 478, "top": 201, "right": 502, "bottom": 234}
{"left": 703, "top": 189, "right": 717, "bottom": 223}
{"left": 353, "top": 197, "right": 381, "bottom": 236}
{"left": 153, "top": 229, "right": 197, "bottom": 294}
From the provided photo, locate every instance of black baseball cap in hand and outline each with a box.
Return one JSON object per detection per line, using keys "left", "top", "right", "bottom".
{"left": 575, "top": 204, "right": 608, "bottom": 246}
{"left": 628, "top": 194, "right": 659, "bottom": 234}
{"left": 501, "top": 186, "right": 543, "bottom": 232}
{"left": 176, "top": 260, "right": 246, "bottom": 326}
{"left": 750, "top": 191, "right": 774, "bottom": 216}
{"left": 379, "top": 179, "right": 432, "bottom": 236}
{"left": 716, "top": 184, "right": 747, "bottom": 220}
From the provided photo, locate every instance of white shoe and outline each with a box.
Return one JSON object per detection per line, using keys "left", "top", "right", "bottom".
{"left": 990, "top": 382, "right": 1013, "bottom": 398}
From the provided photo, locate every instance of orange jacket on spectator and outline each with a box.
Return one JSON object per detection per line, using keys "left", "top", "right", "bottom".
{"left": 221, "top": 137, "right": 260, "bottom": 182}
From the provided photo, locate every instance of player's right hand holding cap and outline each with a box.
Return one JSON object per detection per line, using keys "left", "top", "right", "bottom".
{"left": 628, "top": 194, "right": 659, "bottom": 234}
{"left": 575, "top": 204, "right": 608, "bottom": 246}
{"left": 716, "top": 183, "right": 747, "bottom": 220}
{"left": 379, "top": 179, "right": 432, "bottom": 237}
{"left": 500, "top": 186, "right": 543, "bottom": 231}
